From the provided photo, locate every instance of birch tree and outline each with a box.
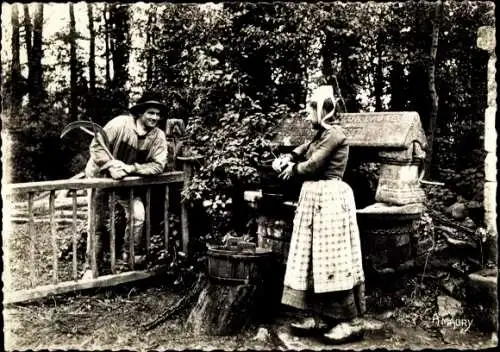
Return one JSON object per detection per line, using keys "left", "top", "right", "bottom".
{"left": 9, "top": 4, "right": 22, "bottom": 115}
{"left": 87, "top": 2, "right": 96, "bottom": 119}
{"left": 69, "top": 3, "right": 78, "bottom": 120}
{"left": 26, "top": 3, "right": 45, "bottom": 111}
{"left": 425, "top": 0, "right": 443, "bottom": 172}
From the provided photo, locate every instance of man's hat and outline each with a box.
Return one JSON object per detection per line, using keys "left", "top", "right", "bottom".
{"left": 129, "top": 92, "right": 168, "bottom": 118}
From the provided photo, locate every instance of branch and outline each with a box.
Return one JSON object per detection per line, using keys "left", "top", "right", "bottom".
{"left": 141, "top": 273, "right": 206, "bottom": 331}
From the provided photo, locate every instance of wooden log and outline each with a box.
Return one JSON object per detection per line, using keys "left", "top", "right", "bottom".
{"left": 4, "top": 266, "right": 169, "bottom": 305}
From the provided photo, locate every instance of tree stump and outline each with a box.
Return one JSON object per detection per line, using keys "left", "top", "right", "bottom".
{"left": 186, "top": 281, "right": 260, "bottom": 335}
{"left": 186, "top": 246, "right": 279, "bottom": 336}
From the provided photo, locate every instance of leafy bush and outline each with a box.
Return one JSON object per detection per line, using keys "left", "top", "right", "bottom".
{"left": 182, "top": 99, "right": 296, "bottom": 241}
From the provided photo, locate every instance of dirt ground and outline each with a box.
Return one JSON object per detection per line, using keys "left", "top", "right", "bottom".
{"left": 3, "top": 221, "right": 497, "bottom": 350}
{"left": 3, "top": 278, "right": 497, "bottom": 351}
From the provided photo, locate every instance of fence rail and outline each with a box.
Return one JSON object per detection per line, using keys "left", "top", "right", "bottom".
{"left": 4, "top": 171, "right": 188, "bottom": 304}
{"left": 4, "top": 172, "right": 184, "bottom": 193}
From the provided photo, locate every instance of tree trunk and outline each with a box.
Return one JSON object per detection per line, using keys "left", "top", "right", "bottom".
{"left": 424, "top": 0, "right": 443, "bottom": 173}
{"left": 29, "top": 3, "right": 44, "bottom": 111}
{"left": 87, "top": 3, "right": 96, "bottom": 119}
{"left": 69, "top": 3, "right": 78, "bottom": 121}
{"left": 145, "top": 8, "right": 155, "bottom": 84}
{"left": 186, "top": 282, "right": 260, "bottom": 336}
{"left": 389, "top": 60, "right": 406, "bottom": 111}
{"left": 339, "top": 36, "right": 361, "bottom": 113}
{"left": 186, "top": 250, "right": 281, "bottom": 336}
{"left": 374, "top": 34, "right": 384, "bottom": 111}
{"left": 321, "top": 29, "right": 334, "bottom": 85}
{"left": 104, "top": 3, "right": 111, "bottom": 86}
{"left": 10, "top": 3, "right": 22, "bottom": 116}
{"left": 23, "top": 5, "right": 32, "bottom": 63}
{"left": 109, "top": 3, "right": 131, "bottom": 109}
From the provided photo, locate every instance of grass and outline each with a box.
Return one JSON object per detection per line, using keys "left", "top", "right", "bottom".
{"left": 4, "top": 281, "right": 281, "bottom": 351}
{"left": 3, "top": 220, "right": 280, "bottom": 350}
{"left": 4, "top": 221, "right": 88, "bottom": 292}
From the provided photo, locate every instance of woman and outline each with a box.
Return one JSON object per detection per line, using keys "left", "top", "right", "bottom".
{"left": 272, "top": 85, "right": 365, "bottom": 343}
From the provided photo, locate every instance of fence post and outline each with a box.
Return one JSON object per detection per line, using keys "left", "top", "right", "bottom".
{"left": 164, "top": 185, "right": 170, "bottom": 256}
{"left": 72, "top": 191, "right": 78, "bottom": 280}
{"left": 89, "top": 188, "right": 98, "bottom": 279}
{"left": 145, "top": 187, "right": 151, "bottom": 264}
{"left": 28, "top": 192, "right": 35, "bottom": 287}
{"left": 49, "top": 190, "right": 58, "bottom": 283}
{"left": 181, "top": 162, "right": 192, "bottom": 256}
{"left": 178, "top": 155, "right": 204, "bottom": 256}
{"left": 128, "top": 188, "right": 135, "bottom": 270}
{"left": 109, "top": 191, "right": 116, "bottom": 274}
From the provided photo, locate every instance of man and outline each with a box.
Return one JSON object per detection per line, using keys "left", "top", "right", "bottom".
{"left": 83, "top": 92, "right": 169, "bottom": 278}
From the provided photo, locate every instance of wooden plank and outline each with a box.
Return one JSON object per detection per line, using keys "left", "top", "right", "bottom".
{"left": 89, "top": 188, "right": 98, "bottom": 279}
{"left": 4, "top": 266, "right": 168, "bottom": 305}
{"left": 14, "top": 196, "right": 88, "bottom": 212}
{"left": 49, "top": 191, "right": 58, "bottom": 284}
{"left": 129, "top": 188, "right": 135, "bottom": 270}
{"left": 10, "top": 217, "right": 86, "bottom": 225}
{"left": 72, "top": 192, "right": 78, "bottom": 280}
{"left": 164, "top": 185, "right": 169, "bottom": 254}
{"left": 4, "top": 171, "right": 184, "bottom": 194}
{"left": 145, "top": 187, "right": 151, "bottom": 263}
{"left": 109, "top": 191, "right": 116, "bottom": 274}
{"left": 10, "top": 210, "right": 87, "bottom": 220}
{"left": 28, "top": 192, "right": 35, "bottom": 288}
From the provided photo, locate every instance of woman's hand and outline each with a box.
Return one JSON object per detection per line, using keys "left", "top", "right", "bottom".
{"left": 272, "top": 155, "right": 291, "bottom": 172}
{"left": 279, "top": 162, "right": 295, "bottom": 180}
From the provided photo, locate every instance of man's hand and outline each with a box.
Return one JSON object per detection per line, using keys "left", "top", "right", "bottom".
{"left": 121, "top": 163, "right": 136, "bottom": 174}
{"left": 279, "top": 162, "right": 295, "bottom": 180}
{"left": 108, "top": 166, "right": 128, "bottom": 180}
{"left": 108, "top": 159, "right": 127, "bottom": 169}
{"left": 101, "top": 159, "right": 136, "bottom": 178}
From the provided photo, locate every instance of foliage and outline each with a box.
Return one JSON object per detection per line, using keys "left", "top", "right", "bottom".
{"left": 182, "top": 101, "right": 294, "bottom": 239}
{"left": 1, "top": 1, "right": 494, "bottom": 247}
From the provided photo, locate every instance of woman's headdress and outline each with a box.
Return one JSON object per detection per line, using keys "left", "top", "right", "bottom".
{"left": 310, "top": 85, "right": 339, "bottom": 130}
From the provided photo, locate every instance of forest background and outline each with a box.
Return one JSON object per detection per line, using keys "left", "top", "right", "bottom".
{"left": 1, "top": 1, "right": 495, "bottom": 237}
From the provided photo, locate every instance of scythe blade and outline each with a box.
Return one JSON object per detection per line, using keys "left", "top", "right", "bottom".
{"left": 60, "top": 120, "right": 114, "bottom": 159}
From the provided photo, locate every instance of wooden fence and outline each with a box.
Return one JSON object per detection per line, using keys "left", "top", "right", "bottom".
{"left": 3, "top": 170, "right": 189, "bottom": 304}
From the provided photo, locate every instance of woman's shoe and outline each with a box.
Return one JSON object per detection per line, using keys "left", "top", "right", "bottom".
{"left": 290, "top": 317, "right": 329, "bottom": 336}
{"left": 321, "top": 322, "right": 364, "bottom": 344}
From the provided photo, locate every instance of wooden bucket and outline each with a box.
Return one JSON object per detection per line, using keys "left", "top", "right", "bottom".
{"left": 207, "top": 246, "right": 274, "bottom": 285}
